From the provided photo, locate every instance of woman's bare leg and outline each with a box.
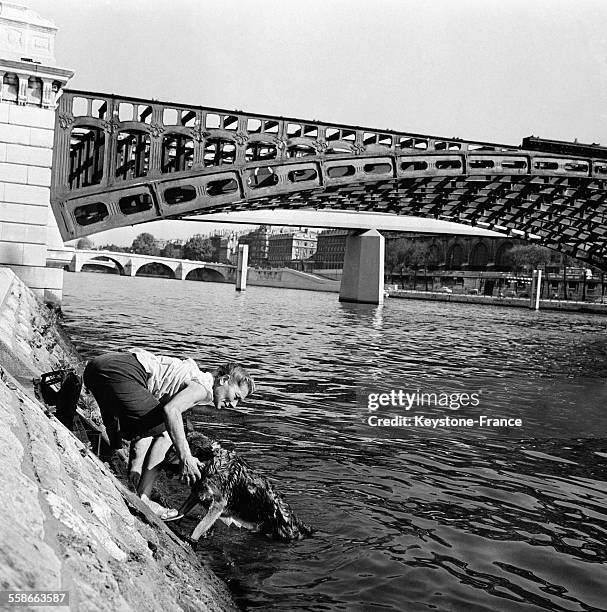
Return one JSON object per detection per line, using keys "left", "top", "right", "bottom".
{"left": 136, "top": 431, "right": 174, "bottom": 502}
{"left": 128, "top": 436, "right": 153, "bottom": 489}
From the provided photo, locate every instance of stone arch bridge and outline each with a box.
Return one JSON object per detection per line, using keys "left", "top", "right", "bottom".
{"left": 69, "top": 249, "right": 234, "bottom": 282}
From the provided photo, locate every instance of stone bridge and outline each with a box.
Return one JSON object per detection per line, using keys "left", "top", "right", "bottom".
{"left": 69, "top": 249, "right": 234, "bottom": 282}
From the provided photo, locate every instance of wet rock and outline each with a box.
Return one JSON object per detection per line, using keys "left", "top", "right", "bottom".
{"left": 0, "top": 270, "right": 237, "bottom": 611}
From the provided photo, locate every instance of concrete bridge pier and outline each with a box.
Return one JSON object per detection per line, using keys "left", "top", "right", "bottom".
{"left": 339, "top": 230, "right": 385, "bottom": 305}
{"left": 236, "top": 245, "right": 248, "bottom": 291}
{"left": 176, "top": 264, "right": 187, "bottom": 281}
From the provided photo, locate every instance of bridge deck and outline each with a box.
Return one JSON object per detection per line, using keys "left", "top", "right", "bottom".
{"left": 50, "top": 90, "right": 607, "bottom": 269}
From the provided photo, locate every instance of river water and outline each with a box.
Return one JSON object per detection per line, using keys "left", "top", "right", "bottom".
{"left": 62, "top": 272, "right": 607, "bottom": 611}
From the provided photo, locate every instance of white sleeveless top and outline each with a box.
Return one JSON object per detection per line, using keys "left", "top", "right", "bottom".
{"left": 129, "top": 348, "right": 214, "bottom": 402}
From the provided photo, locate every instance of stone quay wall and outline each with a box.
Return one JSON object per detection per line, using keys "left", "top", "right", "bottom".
{"left": 0, "top": 267, "right": 237, "bottom": 612}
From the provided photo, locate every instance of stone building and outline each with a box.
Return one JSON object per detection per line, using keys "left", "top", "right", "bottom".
{"left": 312, "top": 229, "right": 349, "bottom": 269}
{"left": 384, "top": 233, "right": 603, "bottom": 301}
{"left": 267, "top": 230, "right": 317, "bottom": 268}
{"left": 0, "top": 3, "right": 73, "bottom": 303}
{"left": 238, "top": 225, "right": 271, "bottom": 267}
{"left": 218, "top": 233, "right": 239, "bottom": 264}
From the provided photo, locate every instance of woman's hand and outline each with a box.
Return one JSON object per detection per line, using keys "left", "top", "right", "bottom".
{"left": 180, "top": 454, "right": 203, "bottom": 485}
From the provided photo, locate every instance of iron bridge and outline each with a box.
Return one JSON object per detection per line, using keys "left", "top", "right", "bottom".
{"left": 50, "top": 90, "right": 607, "bottom": 269}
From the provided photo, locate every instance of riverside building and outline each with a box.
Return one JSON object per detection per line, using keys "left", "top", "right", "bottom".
{"left": 267, "top": 230, "right": 317, "bottom": 268}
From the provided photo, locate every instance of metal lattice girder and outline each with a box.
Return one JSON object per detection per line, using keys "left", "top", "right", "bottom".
{"left": 50, "top": 90, "right": 607, "bottom": 269}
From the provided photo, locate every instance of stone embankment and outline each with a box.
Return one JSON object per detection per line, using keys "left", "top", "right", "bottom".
{"left": 0, "top": 268, "right": 237, "bottom": 611}
{"left": 388, "top": 288, "right": 607, "bottom": 314}
{"left": 247, "top": 267, "right": 340, "bottom": 292}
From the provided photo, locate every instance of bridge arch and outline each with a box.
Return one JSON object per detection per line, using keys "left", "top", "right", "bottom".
{"left": 427, "top": 241, "right": 443, "bottom": 269}
{"left": 73, "top": 250, "right": 131, "bottom": 274}
{"left": 134, "top": 262, "right": 176, "bottom": 279}
{"left": 495, "top": 242, "right": 515, "bottom": 270}
{"left": 446, "top": 242, "right": 466, "bottom": 270}
{"left": 184, "top": 267, "right": 226, "bottom": 282}
{"left": 469, "top": 241, "right": 490, "bottom": 271}
{"left": 82, "top": 255, "right": 125, "bottom": 275}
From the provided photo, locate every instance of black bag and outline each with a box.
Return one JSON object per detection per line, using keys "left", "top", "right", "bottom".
{"left": 39, "top": 370, "right": 82, "bottom": 430}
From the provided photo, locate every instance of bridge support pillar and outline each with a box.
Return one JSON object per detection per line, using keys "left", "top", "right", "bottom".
{"left": 0, "top": 4, "right": 73, "bottom": 305}
{"left": 122, "top": 261, "right": 137, "bottom": 277}
{"left": 176, "top": 264, "right": 187, "bottom": 280}
{"left": 70, "top": 252, "right": 84, "bottom": 273}
{"left": 236, "top": 245, "right": 248, "bottom": 291}
{"left": 339, "top": 230, "right": 385, "bottom": 305}
{"left": 530, "top": 269, "right": 542, "bottom": 310}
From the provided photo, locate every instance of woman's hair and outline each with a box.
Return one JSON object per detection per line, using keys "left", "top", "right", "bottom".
{"left": 215, "top": 362, "right": 255, "bottom": 397}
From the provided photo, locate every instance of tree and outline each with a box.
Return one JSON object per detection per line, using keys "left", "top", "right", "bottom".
{"left": 405, "top": 243, "right": 431, "bottom": 290}
{"left": 99, "top": 243, "right": 130, "bottom": 253}
{"left": 509, "top": 245, "right": 552, "bottom": 273}
{"left": 509, "top": 245, "right": 552, "bottom": 298}
{"left": 76, "top": 237, "right": 94, "bottom": 250}
{"left": 161, "top": 242, "right": 183, "bottom": 259}
{"left": 385, "top": 237, "right": 419, "bottom": 287}
{"left": 131, "top": 233, "right": 159, "bottom": 256}
{"left": 183, "top": 234, "right": 213, "bottom": 261}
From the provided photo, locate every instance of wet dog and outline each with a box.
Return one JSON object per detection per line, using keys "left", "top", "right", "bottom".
{"left": 165, "top": 432, "right": 312, "bottom": 542}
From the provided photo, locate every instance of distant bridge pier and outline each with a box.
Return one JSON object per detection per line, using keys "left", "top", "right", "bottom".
{"left": 236, "top": 245, "right": 248, "bottom": 291}
{"left": 176, "top": 264, "right": 187, "bottom": 281}
{"left": 68, "top": 252, "right": 83, "bottom": 273}
{"left": 123, "top": 261, "right": 136, "bottom": 277}
{"left": 339, "top": 230, "right": 385, "bottom": 305}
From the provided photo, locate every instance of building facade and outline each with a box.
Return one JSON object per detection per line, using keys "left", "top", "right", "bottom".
{"left": 218, "top": 233, "right": 239, "bottom": 264}
{"left": 312, "top": 229, "right": 350, "bottom": 269}
{"left": 384, "top": 233, "right": 604, "bottom": 301}
{"left": 267, "top": 230, "right": 317, "bottom": 268}
{"left": 238, "top": 225, "right": 271, "bottom": 267}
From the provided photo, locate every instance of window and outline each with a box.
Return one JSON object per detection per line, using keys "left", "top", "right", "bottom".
{"left": 119, "top": 193, "right": 153, "bottom": 215}
{"left": 164, "top": 186, "right": 197, "bottom": 205}
{"left": 207, "top": 178, "right": 238, "bottom": 196}
{"left": 435, "top": 159, "right": 461, "bottom": 170}
{"left": 69, "top": 127, "right": 105, "bottom": 189}
{"left": 401, "top": 160, "right": 428, "bottom": 171}
{"left": 288, "top": 168, "right": 318, "bottom": 182}
{"left": 364, "top": 163, "right": 391, "bottom": 175}
{"left": 204, "top": 138, "right": 236, "bottom": 166}
{"left": 162, "top": 134, "right": 194, "bottom": 173}
{"left": 327, "top": 165, "right": 355, "bottom": 178}
{"left": 115, "top": 130, "right": 150, "bottom": 180}
{"left": 245, "top": 142, "right": 277, "bottom": 162}
{"left": 74, "top": 202, "right": 108, "bottom": 226}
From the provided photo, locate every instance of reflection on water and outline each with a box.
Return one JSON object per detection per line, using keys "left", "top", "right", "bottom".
{"left": 63, "top": 273, "right": 607, "bottom": 610}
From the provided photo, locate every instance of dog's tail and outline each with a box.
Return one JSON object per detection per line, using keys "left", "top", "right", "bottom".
{"left": 254, "top": 480, "right": 313, "bottom": 541}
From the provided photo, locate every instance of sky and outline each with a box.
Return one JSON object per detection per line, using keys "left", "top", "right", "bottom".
{"left": 24, "top": 0, "right": 607, "bottom": 245}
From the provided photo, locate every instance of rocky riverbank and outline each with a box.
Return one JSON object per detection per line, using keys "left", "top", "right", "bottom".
{"left": 0, "top": 268, "right": 237, "bottom": 611}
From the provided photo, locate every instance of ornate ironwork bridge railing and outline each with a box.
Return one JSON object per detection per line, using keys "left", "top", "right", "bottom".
{"left": 51, "top": 90, "right": 607, "bottom": 269}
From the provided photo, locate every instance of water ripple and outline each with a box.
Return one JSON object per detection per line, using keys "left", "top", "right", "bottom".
{"left": 63, "top": 273, "right": 607, "bottom": 611}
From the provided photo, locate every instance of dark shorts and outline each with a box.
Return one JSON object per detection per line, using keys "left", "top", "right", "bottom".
{"left": 83, "top": 352, "right": 166, "bottom": 440}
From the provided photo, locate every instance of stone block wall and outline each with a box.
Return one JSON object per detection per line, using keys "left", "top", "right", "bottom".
{"left": 0, "top": 101, "right": 57, "bottom": 299}
{"left": 0, "top": 267, "right": 237, "bottom": 611}
{"left": 0, "top": 3, "right": 73, "bottom": 304}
